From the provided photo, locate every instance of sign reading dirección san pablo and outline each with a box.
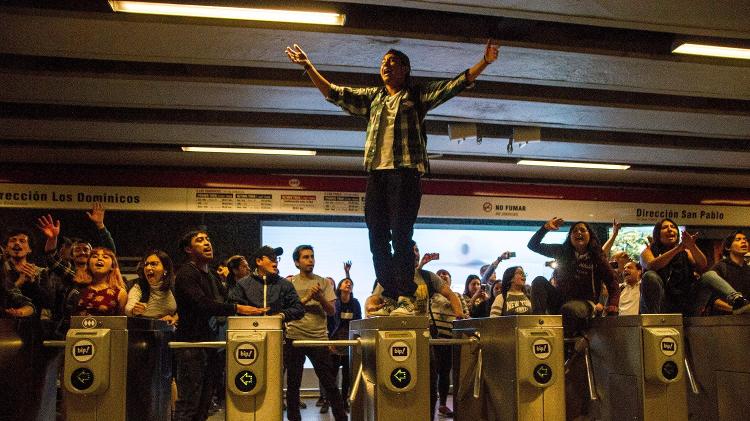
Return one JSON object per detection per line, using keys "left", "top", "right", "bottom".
{"left": 0, "top": 183, "right": 746, "bottom": 226}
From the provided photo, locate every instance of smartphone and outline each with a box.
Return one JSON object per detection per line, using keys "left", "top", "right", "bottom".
{"left": 480, "top": 284, "right": 489, "bottom": 293}
{"left": 507, "top": 252, "right": 516, "bottom": 258}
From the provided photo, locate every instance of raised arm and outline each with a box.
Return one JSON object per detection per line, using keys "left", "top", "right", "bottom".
{"left": 87, "top": 202, "right": 116, "bottom": 252}
{"left": 528, "top": 217, "right": 565, "bottom": 258}
{"left": 286, "top": 44, "right": 332, "bottom": 98}
{"left": 602, "top": 219, "right": 621, "bottom": 257}
{"left": 466, "top": 39, "right": 499, "bottom": 83}
{"left": 36, "top": 214, "right": 60, "bottom": 253}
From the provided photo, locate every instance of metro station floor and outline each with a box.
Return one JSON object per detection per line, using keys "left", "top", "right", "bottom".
{"left": 207, "top": 396, "right": 457, "bottom": 420}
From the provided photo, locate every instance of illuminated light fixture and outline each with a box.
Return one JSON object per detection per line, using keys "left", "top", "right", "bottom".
{"left": 109, "top": 1, "right": 346, "bottom": 26}
{"left": 672, "top": 43, "right": 750, "bottom": 60}
{"left": 182, "top": 146, "right": 316, "bottom": 156}
{"left": 700, "top": 199, "right": 750, "bottom": 206}
{"left": 517, "top": 160, "right": 630, "bottom": 170}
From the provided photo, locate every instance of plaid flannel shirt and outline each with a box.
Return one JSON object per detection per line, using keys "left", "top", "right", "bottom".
{"left": 326, "top": 70, "right": 472, "bottom": 174}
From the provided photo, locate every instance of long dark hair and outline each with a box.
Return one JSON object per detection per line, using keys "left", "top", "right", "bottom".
{"left": 136, "top": 250, "right": 174, "bottom": 302}
{"left": 500, "top": 266, "right": 522, "bottom": 297}
{"left": 556, "top": 222, "right": 612, "bottom": 284}
{"left": 225, "top": 255, "right": 246, "bottom": 289}
{"left": 650, "top": 218, "right": 680, "bottom": 257}
{"left": 463, "top": 274, "right": 480, "bottom": 296}
{"left": 336, "top": 277, "right": 353, "bottom": 299}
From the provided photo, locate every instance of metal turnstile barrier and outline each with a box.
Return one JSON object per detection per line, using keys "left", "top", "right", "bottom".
{"left": 588, "top": 314, "right": 687, "bottom": 421}
{"left": 44, "top": 316, "right": 174, "bottom": 421}
{"left": 452, "top": 315, "right": 565, "bottom": 421}
{"left": 1, "top": 318, "right": 61, "bottom": 421}
{"left": 346, "top": 317, "right": 432, "bottom": 421}
{"left": 684, "top": 315, "right": 750, "bottom": 420}
{"left": 168, "top": 315, "right": 283, "bottom": 420}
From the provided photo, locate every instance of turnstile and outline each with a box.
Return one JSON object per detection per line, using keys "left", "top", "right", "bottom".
{"left": 1, "top": 318, "right": 60, "bottom": 421}
{"left": 48, "top": 316, "right": 173, "bottom": 421}
{"left": 588, "top": 314, "right": 687, "bottom": 421}
{"left": 452, "top": 315, "right": 565, "bottom": 421}
{"left": 169, "top": 315, "right": 284, "bottom": 420}
{"left": 685, "top": 315, "right": 750, "bottom": 420}
{"left": 349, "top": 317, "right": 431, "bottom": 421}
{"left": 225, "top": 316, "right": 283, "bottom": 420}
{"left": 62, "top": 316, "right": 129, "bottom": 421}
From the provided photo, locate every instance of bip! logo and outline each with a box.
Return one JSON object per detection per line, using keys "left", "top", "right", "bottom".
{"left": 235, "top": 343, "right": 258, "bottom": 365}
{"left": 660, "top": 337, "right": 677, "bottom": 356}
{"left": 532, "top": 339, "right": 552, "bottom": 359}
{"left": 72, "top": 339, "right": 95, "bottom": 363}
{"left": 390, "top": 341, "right": 410, "bottom": 362}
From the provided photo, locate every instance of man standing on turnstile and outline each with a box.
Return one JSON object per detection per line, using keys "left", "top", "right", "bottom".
{"left": 284, "top": 245, "right": 348, "bottom": 421}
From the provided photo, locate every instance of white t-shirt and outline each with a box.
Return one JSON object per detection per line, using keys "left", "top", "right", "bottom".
{"left": 285, "top": 274, "right": 335, "bottom": 340}
{"left": 490, "top": 290, "right": 532, "bottom": 317}
{"left": 618, "top": 282, "right": 641, "bottom": 316}
{"left": 372, "top": 91, "right": 404, "bottom": 169}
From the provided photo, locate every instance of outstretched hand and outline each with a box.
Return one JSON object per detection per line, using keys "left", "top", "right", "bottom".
{"left": 286, "top": 44, "right": 310, "bottom": 67}
{"left": 680, "top": 230, "right": 699, "bottom": 249}
{"left": 544, "top": 217, "right": 564, "bottom": 231}
{"left": 86, "top": 202, "right": 106, "bottom": 229}
{"left": 483, "top": 39, "right": 500, "bottom": 64}
{"left": 343, "top": 260, "right": 352, "bottom": 276}
{"left": 36, "top": 214, "right": 60, "bottom": 239}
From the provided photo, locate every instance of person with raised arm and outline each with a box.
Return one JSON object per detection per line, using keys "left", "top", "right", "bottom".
{"left": 528, "top": 217, "right": 620, "bottom": 337}
{"left": 639, "top": 218, "right": 707, "bottom": 315}
{"left": 286, "top": 40, "right": 499, "bottom": 316}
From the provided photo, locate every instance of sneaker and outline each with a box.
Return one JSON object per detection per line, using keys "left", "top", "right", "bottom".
{"left": 320, "top": 400, "right": 329, "bottom": 413}
{"left": 315, "top": 397, "right": 325, "bottom": 407}
{"left": 438, "top": 405, "right": 454, "bottom": 417}
{"left": 390, "top": 295, "right": 416, "bottom": 316}
{"left": 370, "top": 296, "right": 397, "bottom": 316}
{"left": 732, "top": 297, "right": 750, "bottom": 315}
{"left": 300, "top": 400, "right": 307, "bottom": 409}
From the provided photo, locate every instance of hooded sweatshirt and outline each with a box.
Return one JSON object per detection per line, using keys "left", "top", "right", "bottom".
{"left": 228, "top": 271, "right": 304, "bottom": 322}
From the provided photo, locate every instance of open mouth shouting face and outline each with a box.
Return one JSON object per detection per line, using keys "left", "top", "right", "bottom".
{"left": 88, "top": 249, "right": 114, "bottom": 275}
{"left": 188, "top": 232, "right": 213, "bottom": 262}
{"left": 5, "top": 234, "right": 31, "bottom": 258}
{"left": 570, "top": 223, "right": 591, "bottom": 251}
{"left": 659, "top": 220, "right": 679, "bottom": 247}
{"left": 380, "top": 53, "right": 408, "bottom": 89}
{"left": 143, "top": 254, "right": 165, "bottom": 286}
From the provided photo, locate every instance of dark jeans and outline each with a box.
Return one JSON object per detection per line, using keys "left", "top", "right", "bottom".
{"left": 434, "top": 344, "right": 452, "bottom": 406}
{"left": 331, "top": 352, "right": 351, "bottom": 400}
{"left": 640, "top": 270, "right": 698, "bottom": 315}
{"left": 174, "top": 348, "right": 222, "bottom": 421}
{"left": 365, "top": 168, "right": 422, "bottom": 299}
{"left": 531, "top": 277, "right": 593, "bottom": 337}
{"left": 284, "top": 341, "right": 347, "bottom": 421}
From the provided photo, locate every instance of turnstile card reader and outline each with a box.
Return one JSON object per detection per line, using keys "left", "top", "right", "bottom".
{"left": 378, "top": 330, "right": 418, "bottom": 393}
{"left": 453, "top": 315, "right": 565, "bottom": 421}
{"left": 64, "top": 328, "right": 112, "bottom": 395}
{"left": 349, "top": 317, "right": 430, "bottom": 421}
{"left": 225, "top": 316, "right": 283, "bottom": 421}
{"left": 588, "top": 314, "right": 687, "bottom": 421}
{"left": 63, "top": 316, "right": 128, "bottom": 421}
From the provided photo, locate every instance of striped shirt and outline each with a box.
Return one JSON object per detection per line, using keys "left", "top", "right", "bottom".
{"left": 326, "top": 70, "right": 472, "bottom": 174}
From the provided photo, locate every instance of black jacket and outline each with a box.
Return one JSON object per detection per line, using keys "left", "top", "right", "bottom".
{"left": 174, "top": 262, "right": 236, "bottom": 342}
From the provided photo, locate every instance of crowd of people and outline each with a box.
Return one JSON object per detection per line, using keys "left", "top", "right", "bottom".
{"left": 2, "top": 204, "right": 749, "bottom": 421}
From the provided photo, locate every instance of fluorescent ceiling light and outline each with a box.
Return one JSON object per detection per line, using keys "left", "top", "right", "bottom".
{"left": 182, "top": 146, "right": 316, "bottom": 156}
{"left": 672, "top": 43, "right": 750, "bottom": 60}
{"left": 109, "top": 1, "right": 346, "bottom": 26}
{"left": 517, "top": 160, "right": 630, "bottom": 170}
{"left": 700, "top": 199, "right": 750, "bottom": 206}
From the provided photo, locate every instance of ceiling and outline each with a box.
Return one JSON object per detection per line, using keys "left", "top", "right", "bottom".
{"left": 1, "top": 0, "right": 749, "bottom": 188}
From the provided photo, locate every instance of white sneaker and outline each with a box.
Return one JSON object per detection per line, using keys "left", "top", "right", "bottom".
{"left": 370, "top": 296, "right": 397, "bottom": 316}
{"left": 390, "top": 296, "right": 416, "bottom": 316}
